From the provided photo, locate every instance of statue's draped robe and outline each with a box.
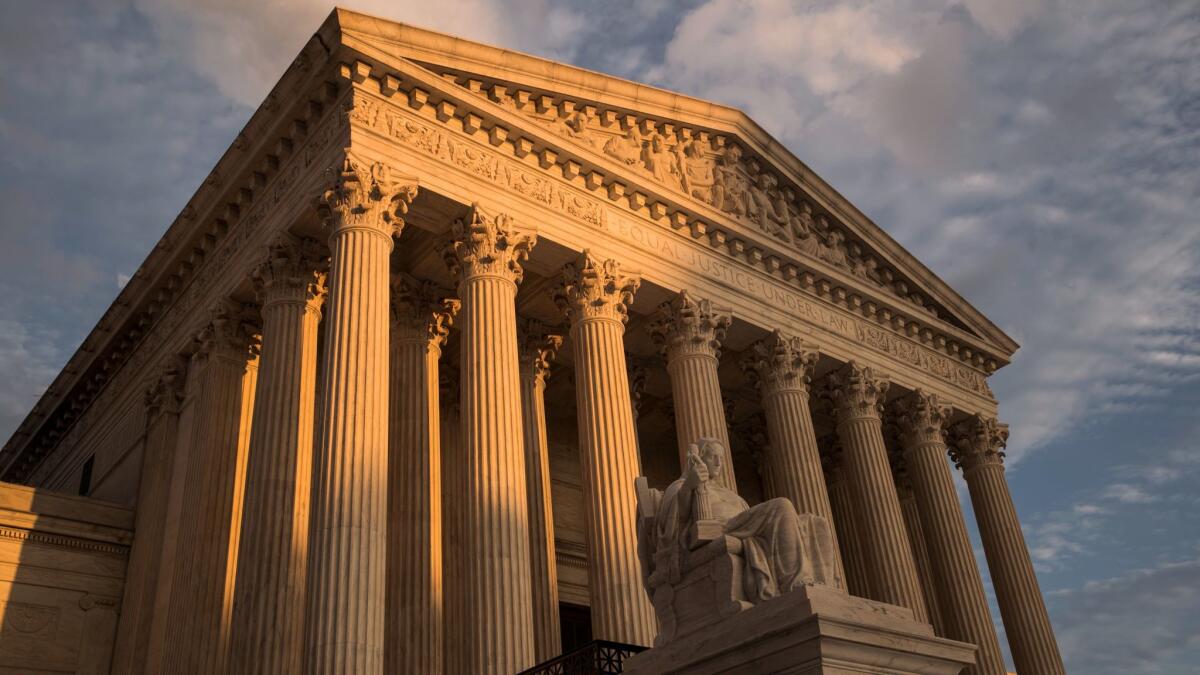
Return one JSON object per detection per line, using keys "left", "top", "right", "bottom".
{"left": 654, "top": 480, "right": 841, "bottom": 602}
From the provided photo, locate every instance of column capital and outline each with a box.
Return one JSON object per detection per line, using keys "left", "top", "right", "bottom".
{"left": 442, "top": 204, "right": 536, "bottom": 285}
{"left": 647, "top": 290, "right": 732, "bottom": 360}
{"left": 144, "top": 355, "right": 189, "bottom": 421}
{"left": 892, "top": 390, "right": 951, "bottom": 449}
{"left": 824, "top": 361, "right": 889, "bottom": 420}
{"left": 317, "top": 154, "right": 418, "bottom": 240}
{"left": 192, "top": 300, "right": 261, "bottom": 365}
{"left": 950, "top": 414, "right": 1009, "bottom": 472}
{"left": 741, "top": 330, "right": 818, "bottom": 397}
{"left": 517, "top": 319, "right": 563, "bottom": 386}
{"left": 390, "top": 274, "right": 460, "bottom": 348}
{"left": 253, "top": 234, "right": 329, "bottom": 313}
{"left": 554, "top": 250, "right": 640, "bottom": 325}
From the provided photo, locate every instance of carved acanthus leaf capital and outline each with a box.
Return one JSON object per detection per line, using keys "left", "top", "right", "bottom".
{"left": 442, "top": 204, "right": 536, "bottom": 285}
{"left": 192, "top": 300, "right": 261, "bottom": 364}
{"left": 892, "top": 390, "right": 951, "bottom": 449}
{"left": 647, "top": 290, "right": 732, "bottom": 360}
{"left": 390, "top": 275, "right": 459, "bottom": 348}
{"left": 554, "top": 250, "right": 640, "bottom": 324}
{"left": 143, "top": 355, "right": 188, "bottom": 421}
{"left": 824, "top": 361, "right": 890, "bottom": 420}
{"left": 253, "top": 234, "right": 329, "bottom": 311}
{"left": 627, "top": 361, "right": 649, "bottom": 417}
{"left": 741, "top": 330, "right": 818, "bottom": 397}
{"left": 517, "top": 319, "right": 563, "bottom": 385}
{"left": 317, "top": 154, "right": 418, "bottom": 240}
{"left": 949, "top": 414, "right": 1009, "bottom": 472}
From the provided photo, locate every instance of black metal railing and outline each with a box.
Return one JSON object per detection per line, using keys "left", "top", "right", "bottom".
{"left": 518, "top": 640, "right": 648, "bottom": 675}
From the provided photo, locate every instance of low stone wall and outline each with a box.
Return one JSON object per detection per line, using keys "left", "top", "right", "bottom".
{"left": 0, "top": 482, "right": 132, "bottom": 673}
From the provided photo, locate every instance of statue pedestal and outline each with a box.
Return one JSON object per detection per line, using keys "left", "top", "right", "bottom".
{"left": 623, "top": 585, "right": 975, "bottom": 675}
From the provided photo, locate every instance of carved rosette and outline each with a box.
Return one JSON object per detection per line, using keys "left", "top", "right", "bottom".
{"left": 892, "top": 391, "right": 951, "bottom": 449}
{"left": 950, "top": 415, "right": 1009, "bottom": 473}
{"left": 442, "top": 204, "right": 536, "bottom": 285}
{"left": 143, "top": 355, "right": 188, "bottom": 421}
{"left": 554, "top": 251, "right": 640, "bottom": 325}
{"left": 824, "top": 361, "right": 889, "bottom": 421}
{"left": 253, "top": 235, "right": 329, "bottom": 312}
{"left": 390, "top": 275, "right": 460, "bottom": 348}
{"left": 647, "top": 290, "right": 732, "bottom": 360}
{"left": 192, "top": 300, "right": 261, "bottom": 364}
{"left": 740, "top": 330, "right": 818, "bottom": 399}
{"left": 517, "top": 320, "right": 564, "bottom": 387}
{"left": 316, "top": 154, "right": 418, "bottom": 240}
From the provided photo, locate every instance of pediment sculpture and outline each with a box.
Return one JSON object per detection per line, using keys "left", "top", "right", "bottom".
{"left": 635, "top": 437, "right": 843, "bottom": 647}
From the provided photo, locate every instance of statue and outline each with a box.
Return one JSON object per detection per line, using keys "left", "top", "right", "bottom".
{"left": 603, "top": 127, "right": 645, "bottom": 166}
{"left": 636, "top": 437, "right": 841, "bottom": 646}
{"left": 747, "top": 173, "right": 791, "bottom": 240}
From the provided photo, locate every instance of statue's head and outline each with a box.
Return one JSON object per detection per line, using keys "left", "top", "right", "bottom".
{"left": 695, "top": 437, "right": 726, "bottom": 479}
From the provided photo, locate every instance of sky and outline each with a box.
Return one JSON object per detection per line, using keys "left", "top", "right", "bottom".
{"left": 0, "top": 0, "right": 1197, "bottom": 671}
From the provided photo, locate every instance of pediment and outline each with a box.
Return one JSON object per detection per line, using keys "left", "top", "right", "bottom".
{"left": 325, "top": 8, "right": 1018, "bottom": 364}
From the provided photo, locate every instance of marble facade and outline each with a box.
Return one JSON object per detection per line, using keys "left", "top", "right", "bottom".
{"left": 0, "top": 8, "right": 1065, "bottom": 674}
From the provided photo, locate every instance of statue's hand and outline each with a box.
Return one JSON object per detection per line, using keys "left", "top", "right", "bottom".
{"left": 684, "top": 446, "right": 710, "bottom": 489}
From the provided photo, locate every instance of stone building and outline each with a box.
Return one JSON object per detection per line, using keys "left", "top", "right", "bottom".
{"left": 0, "top": 8, "right": 1065, "bottom": 675}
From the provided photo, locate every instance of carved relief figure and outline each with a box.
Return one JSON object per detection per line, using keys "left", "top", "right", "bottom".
{"left": 679, "top": 138, "right": 716, "bottom": 202}
{"left": 643, "top": 133, "right": 681, "bottom": 188}
{"left": 603, "top": 127, "right": 645, "bottom": 167}
{"left": 747, "top": 173, "right": 791, "bottom": 241}
{"left": 637, "top": 438, "right": 841, "bottom": 606}
{"left": 790, "top": 202, "right": 822, "bottom": 257}
{"left": 711, "top": 144, "right": 749, "bottom": 218}
{"left": 817, "top": 220, "right": 849, "bottom": 268}
{"left": 555, "top": 108, "right": 596, "bottom": 146}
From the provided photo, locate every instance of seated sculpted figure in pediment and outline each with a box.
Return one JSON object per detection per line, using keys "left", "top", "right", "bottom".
{"left": 636, "top": 438, "right": 842, "bottom": 645}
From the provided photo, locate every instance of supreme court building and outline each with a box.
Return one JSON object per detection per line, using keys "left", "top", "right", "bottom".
{"left": 0, "top": 8, "right": 1066, "bottom": 675}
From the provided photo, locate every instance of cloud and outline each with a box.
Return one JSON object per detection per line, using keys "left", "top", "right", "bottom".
{"left": 1051, "top": 557, "right": 1200, "bottom": 674}
{"left": 133, "top": 0, "right": 586, "bottom": 107}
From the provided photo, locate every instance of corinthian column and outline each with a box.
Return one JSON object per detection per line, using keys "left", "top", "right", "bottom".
{"left": 386, "top": 276, "right": 458, "bottom": 674}
{"left": 648, "top": 291, "right": 736, "bottom": 490}
{"left": 442, "top": 204, "right": 538, "bottom": 674}
{"left": 953, "top": 415, "right": 1066, "bottom": 675}
{"left": 307, "top": 156, "right": 417, "bottom": 674}
{"left": 162, "top": 301, "right": 260, "bottom": 674}
{"left": 111, "top": 356, "right": 187, "bottom": 674}
{"left": 825, "top": 362, "right": 928, "bottom": 622}
{"left": 893, "top": 393, "right": 1005, "bottom": 675}
{"left": 517, "top": 321, "right": 564, "bottom": 661}
{"left": 741, "top": 331, "right": 844, "bottom": 583}
{"left": 893, "top": 461, "right": 946, "bottom": 635}
{"left": 820, "top": 438, "right": 871, "bottom": 598}
{"left": 230, "top": 236, "right": 327, "bottom": 674}
{"left": 556, "top": 251, "right": 657, "bottom": 646}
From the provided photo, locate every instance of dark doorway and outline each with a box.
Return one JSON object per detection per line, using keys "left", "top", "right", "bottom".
{"left": 559, "top": 602, "right": 592, "bottom": 654}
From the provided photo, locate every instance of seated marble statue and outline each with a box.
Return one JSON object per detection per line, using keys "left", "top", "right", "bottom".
{"left": 637, "top": 437, "right": 841, "bottom": 609}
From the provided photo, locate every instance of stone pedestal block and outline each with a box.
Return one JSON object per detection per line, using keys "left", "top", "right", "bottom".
{"left": 624, "top": 585, "right": 974, "bottom": 675}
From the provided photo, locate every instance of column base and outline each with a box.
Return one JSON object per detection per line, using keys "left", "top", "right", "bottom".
{"left": 623, "top": 585, "right": 975, "bottom": 675}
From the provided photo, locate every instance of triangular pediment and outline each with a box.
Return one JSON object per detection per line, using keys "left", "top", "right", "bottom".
{"left": 324, "top": 8, "right": 1018, "bottom": 362}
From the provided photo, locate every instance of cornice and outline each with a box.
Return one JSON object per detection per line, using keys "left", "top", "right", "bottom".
{"left": 337, "top": 55, "right": 1000, "bottom": 395}
{"left": 329, "top": 6, "right": 1019, "bottom": 358}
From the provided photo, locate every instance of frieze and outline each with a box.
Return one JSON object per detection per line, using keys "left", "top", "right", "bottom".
{"left": 354, "top": 90, "right": 989, "bottom": 397}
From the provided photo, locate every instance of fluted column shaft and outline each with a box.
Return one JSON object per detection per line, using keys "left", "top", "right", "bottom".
{"left": 386, "top": 278, "right": 457, "bottom": 674}
{"left": 518, "top": 324, "right": 564, "bottom": 661}
{"left": 306, "top": 156, "right": 417, "bottom": 674}
{"left": 438, "top": 366, "right": 463, "bottom": 669}
{"left": 443, "top": 205, "right": 537, "bottom": 674}
{"left": 743, "top": 331, "right": 844, "bottom": 583}
{"left": 826, "top": 363, "right": 927, "bottom": 622}
{"left": 897, "top": 482, "right": 946, "bottom": 634}
{"left": 955, "top": 416, "right": 1066, "bottom": 675}
{"left": 896, "top": 394, "right": 1005, "bottom": 675}
{"left": 649, "top": 291, "right": 736, "bottom": 490}
{"left": 822, "top": 444, "right": 871, "bottom": 598}
{"left": 111, "top": 357, "right": 187, "bottom": 674}
{"left": 162, "top": 303, "right": 260, "bottom": 674}
{"left": 229, "top": 238, "right": 326, "bottom": 674}
{"left": 557, "top": 252, "right": 657, "bottom": 646}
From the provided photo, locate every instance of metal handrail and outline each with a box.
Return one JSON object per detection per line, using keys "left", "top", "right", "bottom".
{"left": 517, "top": 639, "right": 648, "bottom": 675}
